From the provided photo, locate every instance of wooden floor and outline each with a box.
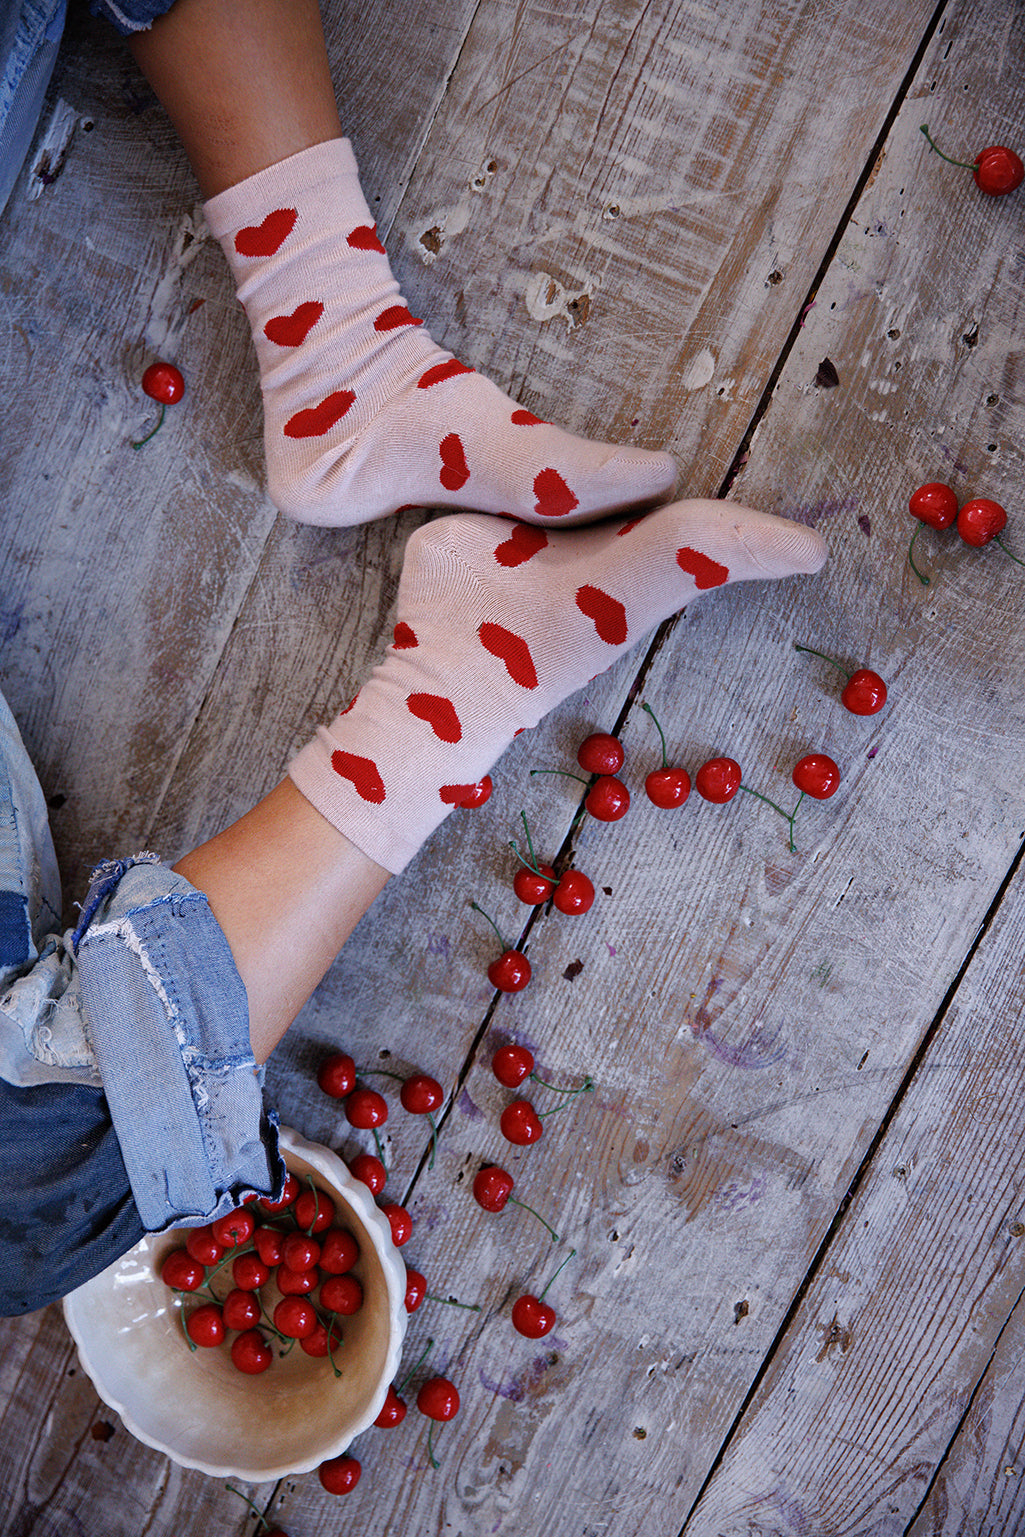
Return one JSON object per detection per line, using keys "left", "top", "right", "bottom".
{"left": 3, "top": 0, "right": 1025, "bottom": 1532}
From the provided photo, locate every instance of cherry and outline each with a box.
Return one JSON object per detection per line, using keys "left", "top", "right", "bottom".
{"left": 455, "top": 775, "right": 493, "bottom": 807}
{"left": 316, "top": 1051, "right": 357, "bottom": 1098}
{"left": 492, "top": 1043, "right": 534, "bottom": 1087}
{"left": 222, "top": 1288, "right": 261, "bottom": 1331}
{"left": 160, "top": 1249, "right": 205, "bottom": 1292}
{"left": 695, "top": 758, "right": 742, "bottom": 802}
{"left": 211, "top": 1207, "right": 255, "bottom": 1249}
{"left": 920, "top": 124, "right": 1024, "bottom": 196}
{"left": 472, "top": 901, "right": 531, "bottom": 992}
{"left": 185, "top": 1303, "right": 225, "bottom": 1347}
{"left": 348, "top": 1152, "right": 387, "bottom": 1194}
{"left": 513, "top": 863, "right": 556, "bottom": 904}
{"left": 416, "top": 1376, "right": 460, "bottom": 1421}
{"left": 294, "top": 1187, "right": 336, "bottom": 1233}
{"left": 257, "top": 1172, "right": 300, "bottom": 1214}
{"left": 132, "top": 361, "right": 185, "bottom": 448}
{"left": 318, "top": 1455, "right": 362, "bottom": 1495}
{"left": 230, "top": 1329, "right": 273, "bottom": 1375}
{"left": 792, "top": 754, "right": 841, "bottom": 799}
{"left": 577, "top": 731, "right": 624, "bottom": 775}
{"left": 282, "top": 1232, "right": 321, "bottom": 1272}
{"left": 794, "top": 644, "right": 887, "bottom": 715}
{"left": 641, "top": 701, "right": 690, "bottom": 808}
{"left": 276, "top": 1265, "right": 319, "bottom": 1296}
{"left": 472, "top": 1165, "right": 561, "bottom": 1239}
{"left": 404, "top": 1267, "right": 427, "bottom": 1312}
{"left": 957, "top": 497, "right": 1006, "bottom": 547}
{"left": 375, "top": 1385, "right": 408, "bottom": 1427}
{"left": 273, "top": 1296, "right": 318, "bottom": 1339}
{"left": 400, "top": 1073, "right": 444, "bottom": 1114}
{"left": 511, "top": 1294, "right": 556, "bottom": 1338}
{"left": 300, "top": 1317, "right": 344, "bottom": 1358}
{"left": 500, "top": 1100, "right": 543, "bottom": 1144}
{"left": 228, "top": 1250, "right": 268, "bottom": 1291}
{"left": 319, "top": 1227, "right": 360, "bottom": 1274}
{"left": 381, "top": 1202, "right": 413, "bottom": 1246}
{"left": 551, "top": 869, "right": 594, "bottom": 915}
{"left": 253, "top": 1225, "right": 286, "bottom": 1267}
{"left": 184, "top": 1225, "right": 224, "bottom": 1267}
{"left": 909, "top": 482, "right": 958, "bottom": 530}
{"left": 345, "top": 1085, "right": 389, "bottom": 1130}
{"left": 321, "top": 1273, "right": 363, "bottom": 1315}
{"left": 585, "top": 775, "right": 630, "bottom": 821}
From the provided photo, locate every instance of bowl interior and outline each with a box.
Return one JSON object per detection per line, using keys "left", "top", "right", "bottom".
{"left": 63, "top": 1127, "right": 406, "bottom": 1479}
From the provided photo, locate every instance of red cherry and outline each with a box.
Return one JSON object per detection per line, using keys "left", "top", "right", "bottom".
{"left": 416, "top": 1376, "right": 460, "bottom": 1421}
{"left": 400, "top": 1073, "right": 444, "bottom": 1114}
{"left": 974, "top": 145, "right": 1024, "bottom": 196}
{"left": 160, "top": 1249, "right": 205, "bottom": 1292}
{"left": 488, "top": 948, "right": 531, "bottom": 992}
{"left": 319, "top": 1227, "right": 360, "bottom": 1274}
{"left": 185, "top": 1303, "right": 225, "bottom": 1347}
{"left": 282, "top": 1232, "right": 321, "bottom": 1272}
{"left": 348, "top": 1152, "right": 387, "bottom": 1195}
{"left": 231, "top": 1250, "right": 271, "bottom": 1291}
{"left": 584, "top": 775, "right": 630, "bottom": 821}
{"left": 276, "top": 1265, "right": 319, "bottom": 1295}
{"left": 222, "top": 1288, "right": 261, "bottom": 1331}
{"left": 253, "top": 1225, "right": 285, "bottom": 1267}
{"left": 577, "top": 732, "right": 624, "bottom": 775}
{"left": 792, "top": 754, "right": 841, "bottom": 799}
{"left": 320, "top": 1273, "right": 364, "bottom": 1315}
{"left": 184, "top": 1225, "right": 224, "bottom": 1267}
{"left": 141, "top": 361, "right": 185, "bottom": 405}
{"left": 455, "top": 775, "right": 492, "bottom": 807}
{"left": 909, "top": 482, "right": 958, "bottom": 530}
{"left": 511, "top": 1294, "right": 556, "bottom": 1338}
{"left": 840, "top": 669, "right": 887, "bottom": 714}
{"left": 273, "top": 1296, "right": 318, "bottom": 1339}
{"left": 695, "top": 758, "right": 742, "bottom": 802}
{"left": 473, "top": 1165, "right": 514, "bottom": 1212}
{"left": 317, "top": 1051, "right": 357, "bottom": 1098}
{"left": 957, "top": 497, "right": 1007, "bottom": 547}
{"left": 552, "top": 869, "right": 595, "bottom": 914}
{"left": 257, "top": 1172, "right": 300, "bottom": 1213}
{"left": 404, "top": 1267, "right": 427, "bottom": 1312}
{"left": 230, "top": 1329, "right": 273, "bottom": 1375}
{"left": 211, "top": 1207, "right": 255, "bottom": 1249}
{"left": 645, "top": 766, "right": 691, "bottom": 808}
{"left": 381, "top": 1202, "right": 413, "bottom": 1246}
{"left": 513, "top": 863, "right": 556, "bottom": 904}
{"left": 375, "top": 1384, "right": 408, "bottom": 1427}
{"left": 345, "top": 1086, "right": 389, "bottom": 1129}
{"left": 294, "top": 1188, "right": 336, "bottom": 1233}
{"left": 300, "top": 1317, "right": 344, "bottom": 1357}
{"left": 500, "top": 1099, "right": 543, "bottom": 1145}
{"left": 492, "top": 1043, "right": 534, "bottom": 1088}
{"left": 318, "top": 1455, "right": 362, "bottom": 1495}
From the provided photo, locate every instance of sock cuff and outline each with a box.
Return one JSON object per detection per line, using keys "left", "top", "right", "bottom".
{"left": 203, "top": 137, "right": 362, "bottom": 240}
{"left": 288, "top": 734, "right": 432, "bottom": 877}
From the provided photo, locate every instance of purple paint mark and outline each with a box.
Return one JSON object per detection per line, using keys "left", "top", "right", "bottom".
{"left": 778, "top": 494, "right": 858, "bottom": 530}
{"left": 480, "top": 1354, "right": 553, "bottom": 1401}
{"left": 458, "top": 1088, "right": 484, "bottom": 1121}
{"left": 0, "top": 604, "right": 24, "bottom": 644}
{"left": 867, "top": 746, "right": 879, "bottom": 759}
{"left": 607, "top": 943, "right": 617, "bottom": 957}
{"left": 480, "top": 1368, "right": 525, "bottom": 1401}
{"left": 857, "top": 514, "right": 872, "bottom": 536}
{"left": 690, "top": 1017, "right": 786, "bottom": 1068}
{"left": 426, "top": 932, "right": 450, "bottom": 957}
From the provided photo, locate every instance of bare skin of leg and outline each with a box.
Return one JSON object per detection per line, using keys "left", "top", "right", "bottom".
{"left": 173, "top": 782, "right": 388, "bottom": 1066}
{"left": 128, "top": 0, "right": 342, "bottom": 199}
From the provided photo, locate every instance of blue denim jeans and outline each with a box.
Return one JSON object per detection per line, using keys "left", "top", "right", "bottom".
{"left": 0, "top": 689, "right": 283, "bottom": 1315}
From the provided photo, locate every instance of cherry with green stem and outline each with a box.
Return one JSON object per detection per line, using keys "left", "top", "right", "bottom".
{"left": 530, "top": 767, "right": 630, "bottom": 821}
{"left": 908, "top": 482, "right": 958, "bottom": 584}
{"left": 511, "top": 1247, "right": 577, "bottom": 1338}
{"left": 641, "top": 702, "right": 690, "bottom": 807}
{"left": 472, "top": 1164, "right": 561, "bottom": 1241}
{"left": 509, "top": 812, "right": 556, "bottom": 904}
{"left": 491, "top": 1043, "right": 593, "bottom": 1100}
{"left": 957, "top": 498, "right": 1025, "bottom": 565}
{"left": 470, "top": 900, "right": 531, "bottom": 991}
{"left": 920, "top": 124, "right": 1024, "bottom": 196}
{"left": 738, "top": 754, "right": 841, "bottom": 852}
{"left": 131, "top": 361, "right": 185, "bottom": 448}
{"left": 793, "top": 643, "right": 887, "bottom": 715}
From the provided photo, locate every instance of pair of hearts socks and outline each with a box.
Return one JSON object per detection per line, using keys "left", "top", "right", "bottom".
{"left": 288, "top": 501, "right": 828, "bottom": 872}
{"left": 204, "top": 138, "right": 677, "bottom": 528}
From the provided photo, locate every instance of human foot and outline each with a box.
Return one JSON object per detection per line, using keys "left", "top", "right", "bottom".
{"left": 204, "top": 139, "right": 677, "bottom": 528}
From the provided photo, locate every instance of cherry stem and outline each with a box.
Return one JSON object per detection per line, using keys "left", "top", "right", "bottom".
{"left": 325, "top": 1316, "right": 344, "bottom": 1377}
{"left": 537, "top": 1100, "right": 571, "bottom": 1121}
{"left": 225, "top": 1485, "right": 276, "bottom": 1534}
{"left": 397, "top": 1336, "right": 434, "bottom": 1393}
{"left": 738, "top": 784, "right": 805, "bottom": 854}
{"left": 531, "top": 1072, "right": 594, "bottom": 1097}
{"left": 372, "top": 1127, "right": 385, "bottom": 1162}
{"left": 793, "top": 643, "right": 852, "bottom": 681}
{"left": 642, "top": 701, "right": 669, "bottom": 769}
{"left": 995, "top": 536, "right": 1025, "bottom": 569}
{"left": 427, "top": 1419, "right": 440, "bottom": 1470}
{"left": 920, "top": 124, "right": 979, "bottom": 172}
{"left": 537, "top": 1247, "right": 577, "bottom": 1303}
{"left": 508, "top": 839, "right": 545, "bottom": 878}
{"left": 427, "top": 1112, "right": 438, "bottom": 1170}
{"left": 304, "top": 1175, "right": 322, "bottom": 1236}
{"left": 507, "top": 1195, "right": 561, "bottom": 1243}
{"left": 130, "top": 403, "right": 165, "bottom": 449}
{"left": 530, "top": 768, "right": 588, "bottom": 786}
{"left": 179, "top": 1301, "right": 198, "bottom": 1353}
{"left": 907, "top": 525, "right": 930, "bottom": 586}
{"left": 425, "top": 1292, "right": 482, "bottom": 1311}
{"left": 520, "top": 811, "right": 539, "bottom": 870}
{"left": 470, "top": 900, "right": 509, "bottom": 951}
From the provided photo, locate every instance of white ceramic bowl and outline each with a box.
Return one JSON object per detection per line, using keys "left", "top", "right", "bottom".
{"left": 63, "top": 1125, "right": 407, "bottom": 1479}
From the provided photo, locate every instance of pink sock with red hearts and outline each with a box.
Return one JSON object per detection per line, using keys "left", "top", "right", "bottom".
{"left": 203, "top": 138, "right": 677, "bottom": 528}
{"left": 288, "top": 499, "right": 827, "bottom": 872}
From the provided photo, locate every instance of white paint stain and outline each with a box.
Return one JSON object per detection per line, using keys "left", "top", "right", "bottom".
{"left": 27, "top": 99, "right": 78, "bottom": 201}
{"left": 144, "top": 208, "right": 208, "bottom": 355}
{"left": 679, "top": 346, "right": 716, "bottom": 390}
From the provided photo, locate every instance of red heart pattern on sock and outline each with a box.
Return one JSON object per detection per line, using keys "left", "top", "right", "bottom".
{"left": 534, "top": 467, "right": 579, "bottom": 519}
{"left": 676, "top": 546, "right": 729, "bottom": 588}
{"left": 617, "top": 515, "right": 645, "bottom": 537}
{"left": 511, "top": 409, "right": 545, "bottom": 425}
{"left": 494, "top": 523, "right": 549, "bottom": 568}
{"left": 375, "top": 305, "right": 423, "bottom": 332}
{"left": 235, "top": 208, "right": 297, "bottom": 258}
{"left": 478, "top": 622, "right": 538, "bottom": 689}
{"left": 347, "top": 223, "right": 387, "bottom": 254}
{"left": 418, "top": 359, "right": 475, "bottom": 389}
{"left": 575, "top": 584, "right": 628, "bottom": 645}
{"left": 284, "top": 389, "right": 357, "bottom": 439}
{"left": 393, "top": 622, "right": 418, "bottom": 649}
{"left": 264, "top": 301, "right": 325, "bottom": 347}
{"left": 440, "top": 434, "right": 470, "bottom": 491}
{"left": 331, "top": 749, "right": 385, "bottom": 803}
{"left": 407, "top": 693, "right": 462, "bottom": 742}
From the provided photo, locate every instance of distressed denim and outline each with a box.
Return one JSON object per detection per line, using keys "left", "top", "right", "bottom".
{"left": 0, "top": 689, "right": 283, "bottom": 1315}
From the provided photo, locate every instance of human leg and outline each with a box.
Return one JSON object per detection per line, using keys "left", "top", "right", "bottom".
{"left": 124, "top": 0, "right": 677, "bottom": 528}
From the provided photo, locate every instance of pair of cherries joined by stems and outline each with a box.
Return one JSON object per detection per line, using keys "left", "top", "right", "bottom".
{"left": 472, "top": 1165, "right": 576, "bottom": 1338}
{"left": 509, "top": 813, "right": 595, "bottom": 913}
{"left": 908, "top": 482, "right": 1022, "bottom": 585}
